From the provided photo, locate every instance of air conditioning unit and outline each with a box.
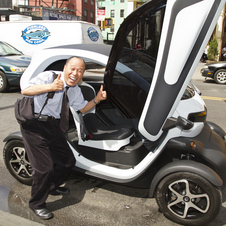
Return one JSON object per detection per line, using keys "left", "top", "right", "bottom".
{"left": 9, "top": 14, "right": 32, "bottom": 21}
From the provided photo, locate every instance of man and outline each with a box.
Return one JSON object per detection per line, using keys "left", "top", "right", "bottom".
{"left": 20, "top": 56, "right": 107, "bottom": 220}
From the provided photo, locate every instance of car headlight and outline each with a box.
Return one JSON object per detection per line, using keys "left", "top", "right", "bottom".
{"left": 10, "top": 66, "right": 27, "bottom": 73}
{"left": 202, "top": 65, "right": 208, "bottom": 69}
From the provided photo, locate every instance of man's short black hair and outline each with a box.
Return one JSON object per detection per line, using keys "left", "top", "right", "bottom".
{"left": 65, "top": 56, "right": 86, "bottom": 70}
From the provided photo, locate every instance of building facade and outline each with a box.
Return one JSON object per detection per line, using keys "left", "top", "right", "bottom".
{"left": 216, "top": 4, "right": 226, "bottom": 60}
{"left": 0, "top": 0, "right": 12, "bottom": 8}
{"left": 97, "top": 0, "right": 146, "bottom": 42}
{"left": 76, "top": 0, "right": 95, "bottom": 23}
{"left": 5, "top": 0, "right": 96, "bottom": 22}
{"left": 97, "top": 0, "right": 129, "bottom": 42}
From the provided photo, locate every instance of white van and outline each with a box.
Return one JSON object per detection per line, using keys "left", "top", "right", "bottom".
{"left": 0, "top": 20, "right": 103, "bottom": 55}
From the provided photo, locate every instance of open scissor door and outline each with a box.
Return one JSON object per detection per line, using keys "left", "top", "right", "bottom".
{"left": 104, "top": 0, "right": 224, "bottom": 141}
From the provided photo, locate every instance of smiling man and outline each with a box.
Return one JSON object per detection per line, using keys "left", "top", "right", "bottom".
{"left": 20, "top": 56, "right": 107, "bottom": 220}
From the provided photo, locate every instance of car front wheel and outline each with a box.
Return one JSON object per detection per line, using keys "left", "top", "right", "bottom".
{"left": 3, "top": 140, "right": 33, "bottom": 185}
{"left": 0, "top": 71, "right": 10, "bottom": 92}
{"left": 214, "top": 69, "right": 226, "bottom": 84}
{"left": 156, "top": 172, "right": 222, "bottom": 226}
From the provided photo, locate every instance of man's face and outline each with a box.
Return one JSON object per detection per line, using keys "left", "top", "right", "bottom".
{"left": 63, "top": 57, "right": 85, "bottom": 87}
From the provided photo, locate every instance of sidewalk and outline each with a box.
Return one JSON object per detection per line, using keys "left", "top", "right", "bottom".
{"left": 191, "top": 62, "right": 206, "bottom": 80}
{"left": 0, "top": 210, "right": 44, "bottom": 226}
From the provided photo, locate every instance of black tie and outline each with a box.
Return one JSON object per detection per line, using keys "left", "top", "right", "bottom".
{"left": 60, "top": 86, "right": 69, "bottom": 132}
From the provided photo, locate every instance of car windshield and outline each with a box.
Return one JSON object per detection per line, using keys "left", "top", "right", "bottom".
{"left": 0, "top": 42, "right": 22, "bottom": 56}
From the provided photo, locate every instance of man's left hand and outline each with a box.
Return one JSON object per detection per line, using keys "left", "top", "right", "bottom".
{"left": 96, "top": 85, "right": 107, "bottom": 102}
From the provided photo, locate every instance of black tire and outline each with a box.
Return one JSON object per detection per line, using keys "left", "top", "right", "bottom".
{"left": 3, "top": 140, "right": 33, "bottom": 185}
{"left": 0, "top": 71, "right": 10, "bottom": 92}
{"left": 155, "top": 172, "right": 222, "bottom": 226}
{"left": 214, "top": 69, "right": 226, "bottom": 84}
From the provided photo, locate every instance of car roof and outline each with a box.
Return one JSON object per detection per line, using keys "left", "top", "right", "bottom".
{"left": 45, "top": 43, "right": 112, "bottom": 57}
{"left": 20, "top": 43, "right": 112, "bottom": 88}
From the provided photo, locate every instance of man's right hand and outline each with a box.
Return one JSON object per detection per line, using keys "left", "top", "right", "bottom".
{"left": 52, "top": 74, "right": 64, "bottom": 91}
{"left": 22, "top": 73, "right": 64, "bottom": 96}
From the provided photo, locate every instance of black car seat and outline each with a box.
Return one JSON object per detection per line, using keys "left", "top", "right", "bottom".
{"left": 78, "top": 82, "right": 134, "bottom": 141}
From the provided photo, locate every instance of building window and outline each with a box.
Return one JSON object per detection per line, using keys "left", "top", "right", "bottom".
{"left": 110, "top": 25, "right": 114, "bottom": 33}
{"left": 90, "top": 11, "right": 94, "bottom": 23}
{"left": 84, "top": 9, "right": 88, "bottom": 21}
{"left": 120, "top": 9, "right": 124, "bottom": 18}
{"left": 91, "top": 0, "right": 94, "bottom": 5}
{"left": 84, "top": 0, "right": 88, "bottom": 3}
{"left": 0, "top": 15, "right": 6, "bottom": 21}
{"left": 120, "top": 0, "right": 125, "bottom": 2}
{"left": 110, "top": 10, "right": 115, "bottom": 18}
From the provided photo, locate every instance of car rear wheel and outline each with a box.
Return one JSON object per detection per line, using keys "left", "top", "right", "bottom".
{"left": 155, "top": 172, "right": 222, "bottom": 226}
{"left": 0, "top": 71, "right": 10, "bottom": 92}
{"left": 214, "top": 69, "right": 226, "bottom": 84}
{"left": 3, "top": 140, "right": 33, "bottom": 185}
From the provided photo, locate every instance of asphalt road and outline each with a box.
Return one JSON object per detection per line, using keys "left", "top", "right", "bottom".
{"left": 1, "top": 63, "right": 226, "bottom": 226}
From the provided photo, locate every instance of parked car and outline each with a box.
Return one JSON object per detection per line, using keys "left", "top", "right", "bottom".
{"left": 201, "top": 61, "right": 226, "bottom": 84}
{"left": 0, "top": 41, "right": 31, "bottom": 92}
{"left": 3, "top": 0, "right": 226, "bottom": 225}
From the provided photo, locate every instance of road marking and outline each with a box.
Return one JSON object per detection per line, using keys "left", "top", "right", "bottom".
{"left": 202, "top": 96, "right": 226, "bottom": 101}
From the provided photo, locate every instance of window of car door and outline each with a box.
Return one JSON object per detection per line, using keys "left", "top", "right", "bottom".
{"left": 105, "top": 1, "right": 166, "bottom": 118}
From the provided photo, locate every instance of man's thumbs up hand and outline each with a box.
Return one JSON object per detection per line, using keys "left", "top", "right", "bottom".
{"left": 95, "top": 85, "right": 107, "bottom": 103}
{"left": 52, "top": 73, "right": 64, "bottom": 91}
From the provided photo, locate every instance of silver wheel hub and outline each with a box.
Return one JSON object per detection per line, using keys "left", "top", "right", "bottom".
{"left": 9, "top": 147, "right": 32, "bottom": 177}
{"left": 183, "top": 196, "right": 190, "bottom": 202}
{"left": 0, "top": 75, "right": 3, "bottom": 88}
{"left": 217, "top": 71, "right": 226, "bottom": 82}
{"left": 167, "top": 179, "right": 210, "bottom": 219}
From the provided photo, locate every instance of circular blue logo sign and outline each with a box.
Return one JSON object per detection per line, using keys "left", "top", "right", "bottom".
{"left": 87, "top": 27, "right": 99, "bottom": 42}
{"left": 22, "top": 24, "right": 50, "bottom": 45}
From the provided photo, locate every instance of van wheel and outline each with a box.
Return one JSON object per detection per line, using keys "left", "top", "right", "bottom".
{"left": 3, "top": 140, "right": 33, "bottom": 185}
{"left": 0, "top": 71, "right": 10, "bottom": 92}
{"left": 155, "top": 172, "right": 222, "bottom": 226}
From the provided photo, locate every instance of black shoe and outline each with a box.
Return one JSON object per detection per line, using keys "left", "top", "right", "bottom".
{"left": 49, "top": 187, "right": 70, "bottom": 196}
{"left": 30, "top": 207, "right": 54, "bottom": 220}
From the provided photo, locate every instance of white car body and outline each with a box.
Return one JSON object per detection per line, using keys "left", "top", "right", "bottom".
{"left": 4, "top": 1, "right": 226, "bottom": 225}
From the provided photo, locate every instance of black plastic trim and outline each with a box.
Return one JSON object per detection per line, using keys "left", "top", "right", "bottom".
{"left": 3, "top": 131, "right": 23, "bottom": 142}
{"left": 149, "top": 160, "right": 223, "bottom": 197}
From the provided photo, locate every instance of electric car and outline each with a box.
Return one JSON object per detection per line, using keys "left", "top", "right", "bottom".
{"left": 3, "top": 0, "right": 226, "bottom": 225}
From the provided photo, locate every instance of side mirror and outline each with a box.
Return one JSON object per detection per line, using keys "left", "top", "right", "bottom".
{"left": 176, "top": 116, "right": 194, "bottom": 130}
{"left": 162, "top": 116, "right": 194, "bottom": 131}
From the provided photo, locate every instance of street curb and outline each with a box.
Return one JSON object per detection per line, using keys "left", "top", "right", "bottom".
{"left": 192, "top": 62, "right": 206, "bottom": 80}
